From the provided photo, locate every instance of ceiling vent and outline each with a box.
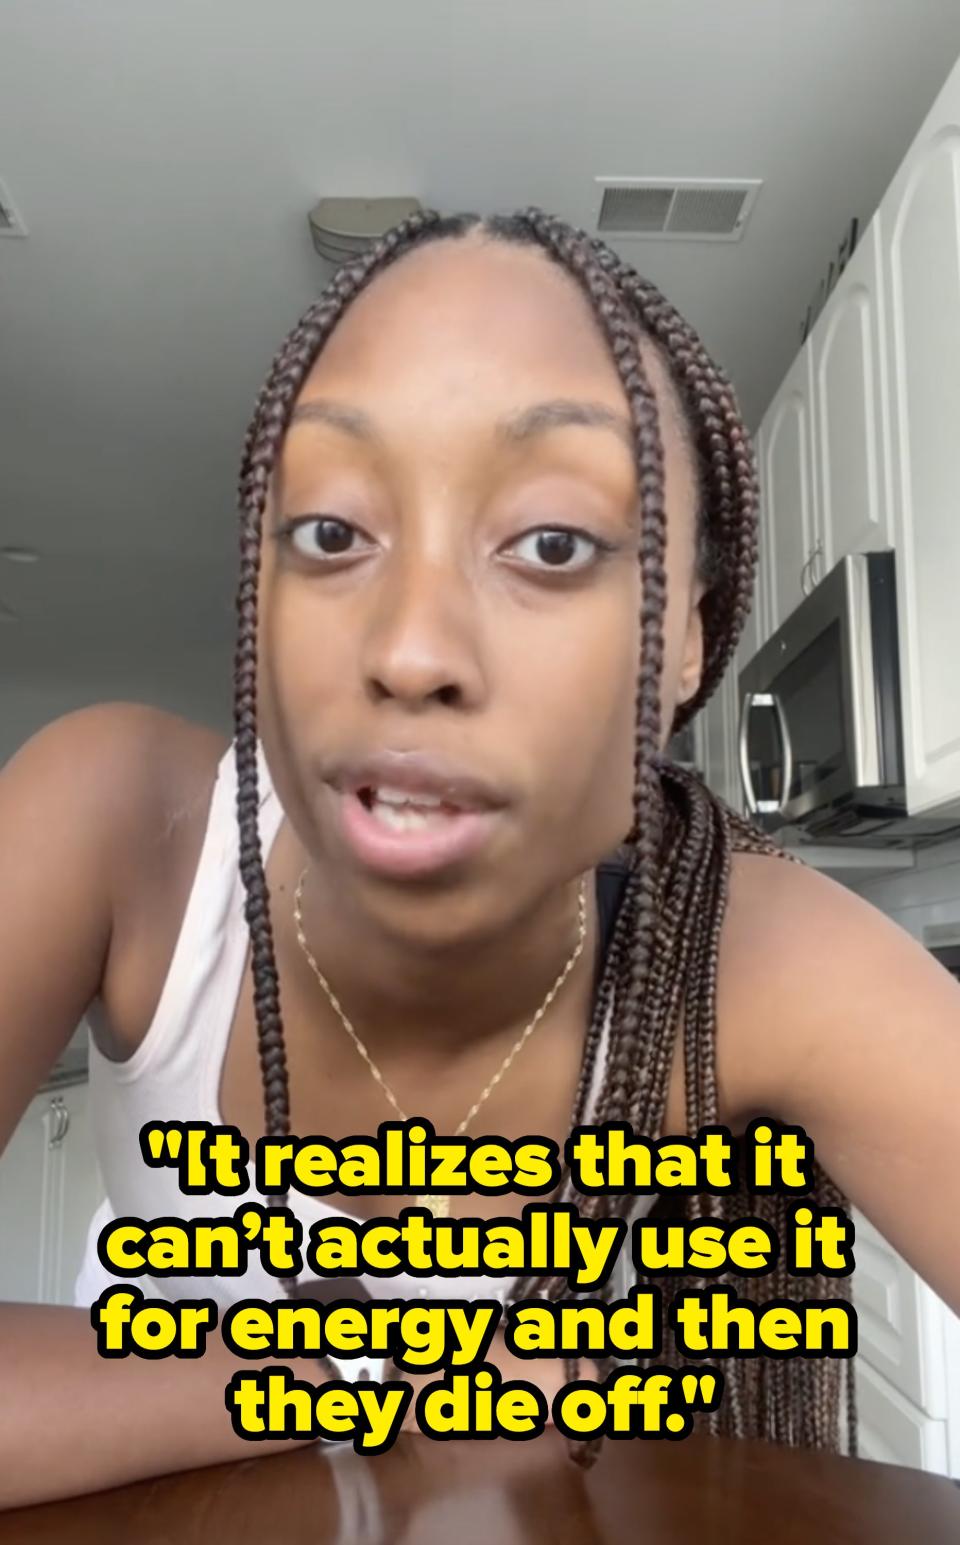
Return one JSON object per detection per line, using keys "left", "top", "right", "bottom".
{"left": 0, "top": 180, "right": 27, "bottom": 238}
{"left": 308, "top": 197, "right": 423, "bottom": 264}
{"left": 595, "top": 178, "right": 761, "bottom": 242}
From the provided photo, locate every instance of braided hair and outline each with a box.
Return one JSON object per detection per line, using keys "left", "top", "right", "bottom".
{"left": 233, "top": 209, "right": 856, "bottom": 1465}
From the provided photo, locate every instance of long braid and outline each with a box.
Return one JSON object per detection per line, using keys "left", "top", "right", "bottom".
{"left": 233, "top": 207, "right": 856, "bottom": 1463}
{"left": 235, "top": 207, "right": 456, "bottom": 1143}
{"left": 512, "top": 211, "right": 670, "bottom": 1161}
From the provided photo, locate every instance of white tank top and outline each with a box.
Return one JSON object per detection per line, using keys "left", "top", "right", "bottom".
{"left": 75, "top": 743, "right": 649, "bottom": 1369}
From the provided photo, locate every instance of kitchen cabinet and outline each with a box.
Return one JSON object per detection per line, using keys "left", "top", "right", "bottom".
{"left": 808, "top": 221, "right": 894, "bottom": 569}
{"left": 0, "top": 1078, "right": 103, "bottom": 1305}
{"left": 759, "top": 348, "right": 819, "bottom": 637}
{"left": 856, "top": 1360, "right": 951, "bottom": 1471}
{"left": 748, "top": 55, "right": 960, "bottom": 822}
{"left": 696, "top": 56, "right": 960, "bottom": 1473}
{"left": 852, "top": 1207, "right": 959, "bottom": 1476}
{"left": 757, "top": 211, "right": 893, "bottom": 649}
{"left": 875, "top": 64, "right": 960, "bottom": 817}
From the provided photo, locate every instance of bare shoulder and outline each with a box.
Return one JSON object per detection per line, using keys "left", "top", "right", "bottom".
{"left": 723, "top": 846, "right": 898, "bottom": 973}
{"left": 1, "top": 701, "right": 227, "bottom": 860}
{"left": 0, "top": 706, "right": 230, "bottom": 1138}
{"left": 723, "top": 847, "right": 864, "bottom": 962}
{"left": 717, "top": 846, "right": 952, "bottom": 1120}
{"left": 717, "top": 848, "right": 960, "bottom": 1315}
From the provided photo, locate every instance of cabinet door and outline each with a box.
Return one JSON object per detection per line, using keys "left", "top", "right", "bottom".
{"left": 760, "top": 348, "right": 819, "bottom": 635}
{"left": 810, "top": 222, "right": 893, "bottom": 569}
{"left": 50, "top": 1081, "right": 105, "bottom": 1306}
{"left": 945, "top": 1307, "right": 960, "bottom": 1479}
{"left": 878, "top": 61, "right": 960, "bottom": 815}
{"left": 0, "top": 1083, "right": 104, "bottom": 1306}
{"left": 856, "top": 1360, "right": 949, "bottom": 1474}
{"left": 0, "top": 1094, "right": 58, "bottom": 1302}
{"left": 852, "top": 1207, "right": 948, "bottom": 1418}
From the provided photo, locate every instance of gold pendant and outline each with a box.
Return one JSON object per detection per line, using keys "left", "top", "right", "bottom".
{"left": 415, "top": 1194, "right": 451, "bottom": 1217}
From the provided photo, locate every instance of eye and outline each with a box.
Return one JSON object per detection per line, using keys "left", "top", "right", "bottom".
{"left": 278, "top": 516, "right": 374, "bottom": 562}
{"left": 505, "top": 526, "right": 610, "bottom": 573}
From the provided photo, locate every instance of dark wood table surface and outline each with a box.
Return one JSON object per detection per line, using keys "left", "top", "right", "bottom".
{"left": 3, "top": 1432, "right": 959, "bottom": 1544}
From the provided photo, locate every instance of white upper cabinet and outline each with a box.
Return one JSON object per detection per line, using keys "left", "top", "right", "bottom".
{"left": 877, "top": 61, "right": 960, "bottom": 814}
{"left": 760, "top": 348, "right": 819, "bottom": 635}
{"left": 809, "top": 221, "right": 894, "bottom": 568}
{"left": 719, "top": 55, "right": 960, "bottom": 826}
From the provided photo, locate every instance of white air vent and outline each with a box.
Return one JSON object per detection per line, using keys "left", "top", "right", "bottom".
{"left": 595, "top": 178, "right": 760, "bottom": 242}
{"left": 0, "top": 180, "right": 27, "bottom": 238}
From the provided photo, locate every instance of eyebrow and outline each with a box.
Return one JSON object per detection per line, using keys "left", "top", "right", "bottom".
{"left": 288, "top": 400, "right": 382, "bottom": 443}
{"left": 497, "top": 399, "right": 636, "bottom": 454}
{"left": 288, "top": 396, "right": 637, "bottom": 453}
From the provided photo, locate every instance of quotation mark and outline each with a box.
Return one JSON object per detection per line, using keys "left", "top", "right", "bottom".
{"left": 146, "top": 1126, "right": 182, "bottom": 1161}
{"left": 682, "top": 1372, "right": 718, "bottom": 1405}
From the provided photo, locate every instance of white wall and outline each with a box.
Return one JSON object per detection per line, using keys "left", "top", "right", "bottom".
{"left": 0, "top": 652, "right": 232, "bottom": 768}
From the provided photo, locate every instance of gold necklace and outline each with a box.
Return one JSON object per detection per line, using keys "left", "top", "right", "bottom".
{"left": 293, "top": 868, "right": 588, "bottom": 1217}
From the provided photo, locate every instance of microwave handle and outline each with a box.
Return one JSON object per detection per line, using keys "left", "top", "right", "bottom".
{"left": 738, "top": 690, "right": 795, "bottom": 817}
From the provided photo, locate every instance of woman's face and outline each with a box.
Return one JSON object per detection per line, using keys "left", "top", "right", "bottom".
{"left": 257, "top": 235, "right": 704, "bottom": 943}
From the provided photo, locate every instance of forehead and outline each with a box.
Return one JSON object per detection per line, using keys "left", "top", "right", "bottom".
{"left": 298, "top": 235, "right": 690, "bottom": 454}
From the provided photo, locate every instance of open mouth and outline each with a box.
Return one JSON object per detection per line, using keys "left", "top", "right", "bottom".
{"left": 333, "top": 783, "right": 501, "bottom": 878}
{"left": 356, "top": 785, "right": 468, "bottom": 833}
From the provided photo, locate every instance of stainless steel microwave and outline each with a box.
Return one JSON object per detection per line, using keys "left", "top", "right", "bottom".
{"left": 738, "top": 551, "right": 960, "bottom": 847}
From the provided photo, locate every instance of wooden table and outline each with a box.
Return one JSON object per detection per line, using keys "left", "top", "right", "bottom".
{"left": 3, "top": 1432, "right": 959, "bottom": 1543}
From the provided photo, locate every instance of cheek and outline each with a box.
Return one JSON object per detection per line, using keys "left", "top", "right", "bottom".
{"left": 503, "top": 587, "right": 639, "bottom": 841}
{"left": 257, "top": 584, "right": 351, "bottom": 710}
{"left": 518, "top": 578, "right": 696, "bottom": 851}
{"left": 254, "top": 587, "right": 356, "bottom": 806}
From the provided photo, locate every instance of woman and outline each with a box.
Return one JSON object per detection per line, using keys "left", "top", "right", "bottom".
{"left": 1, "top": 209, "right": 958, "bottom": 1508}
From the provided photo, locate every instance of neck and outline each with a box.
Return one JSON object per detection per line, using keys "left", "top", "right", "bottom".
{"left": 284, "top": 860, "right": 599, "bottom": 1064}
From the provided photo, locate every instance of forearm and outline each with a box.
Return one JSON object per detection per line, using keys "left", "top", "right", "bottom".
{"left": 0, "top": 1303, "right": 313, "bottom": 1511}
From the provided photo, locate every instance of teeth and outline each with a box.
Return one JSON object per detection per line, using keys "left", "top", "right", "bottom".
{"left": 372, "top": 785, "right": 444, "bottom": 808}
{"left": 370, "top": 802, "right": 446, "bottom": 832}
{"left": 359, "top": 786, "right": 456, "bottom": 833}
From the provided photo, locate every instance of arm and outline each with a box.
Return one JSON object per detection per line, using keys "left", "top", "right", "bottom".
{"left": 0, "top": 707, "right": 313, "bottom": 1509}
{"left": 720, "top": 853, "right": 960, "bottom": 1316}
{"left": 0, "top": 1304, "right": 314, "bottom": 1510}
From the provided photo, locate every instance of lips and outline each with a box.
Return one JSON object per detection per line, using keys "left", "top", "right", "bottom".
{"left": 323, "top": 750, "right": 509, "bottom": 879}
{"left": 328, "top": 749, "right": 508, "bottom": 813}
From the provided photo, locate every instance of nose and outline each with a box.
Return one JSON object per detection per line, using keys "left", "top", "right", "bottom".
{"left": 360, "top": 551, "right": 487, "bottom": 712}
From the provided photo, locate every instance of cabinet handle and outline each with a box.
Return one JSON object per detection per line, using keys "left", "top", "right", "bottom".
{"left": 801, "top": 542, "right": 825, "bottom": 597}
{"left": 47, "top": 1099, "right": 69, "bottom": 1148}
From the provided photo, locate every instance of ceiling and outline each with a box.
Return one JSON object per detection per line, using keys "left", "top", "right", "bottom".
{"left": 2, "top": 0, "right": 960, "bottom": 731}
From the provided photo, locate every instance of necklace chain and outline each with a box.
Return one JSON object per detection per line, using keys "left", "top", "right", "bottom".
{"left": 293, "top": 869, "right": 588, "bottom": 1166}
